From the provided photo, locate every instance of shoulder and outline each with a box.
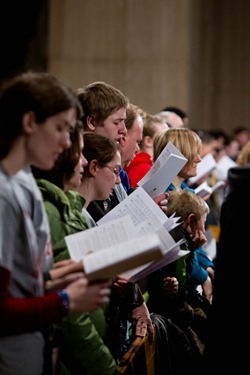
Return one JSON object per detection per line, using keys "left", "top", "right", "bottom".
{"left": 114, "top": 183, "right": 127, "bottom": 201}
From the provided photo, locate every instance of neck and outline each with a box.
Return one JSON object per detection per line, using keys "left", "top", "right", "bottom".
{"left": 172, "top": 175, "right": 184, "bottom": 190}
{"left": 77, "top": 180, "right": 94, "bottom": 208}
{"left": 141, "top": 146, "right": 153, "bottom": 158}
{"left": 1, "top": 139, "right": 28, "bottom": 175}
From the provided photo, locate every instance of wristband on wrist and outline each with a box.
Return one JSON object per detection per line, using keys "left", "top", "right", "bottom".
{"left": 58, "top": 290, "right": 70, "bottom": 313}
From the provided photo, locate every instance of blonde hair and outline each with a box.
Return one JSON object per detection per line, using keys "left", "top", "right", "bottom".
{"left": 236, "top": 140, "right": 250, "bottom": 166}
{"left": 153, "top": 128, "right": 202, "bottom": 168}
{"left": 166, "top": 189, "right": 209, "bottom": 222}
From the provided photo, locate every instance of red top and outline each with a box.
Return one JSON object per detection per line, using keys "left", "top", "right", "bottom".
{"left": 0, "top": 266, "right": 66, "bottom": 335}
{"left": 124, "top": 152, "right": 153, "bottom": 188}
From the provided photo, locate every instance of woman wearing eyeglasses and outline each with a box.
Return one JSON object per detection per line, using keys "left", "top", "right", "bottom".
{"left": 77, "top": 132, "right": 122, "bottom": 228}
{"left": 32, "top": 129, "right": 118, "bottom": 375}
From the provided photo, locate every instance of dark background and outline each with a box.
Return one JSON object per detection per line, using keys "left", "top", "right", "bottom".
{"left": 0, "top": 1, "right": 48, "bottom": 83}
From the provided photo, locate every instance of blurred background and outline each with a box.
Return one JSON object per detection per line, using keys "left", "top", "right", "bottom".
{"left": 0, "top": 0, "right": 249, "bottom": 132}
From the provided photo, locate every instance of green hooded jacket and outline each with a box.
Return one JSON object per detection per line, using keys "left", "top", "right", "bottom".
{"left": 37, "top": 179, "right": 118, "bottom": 375}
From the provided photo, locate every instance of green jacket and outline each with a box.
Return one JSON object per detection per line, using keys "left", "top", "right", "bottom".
{"left": 37, "top": 179, "right": 118, "bottom": 375}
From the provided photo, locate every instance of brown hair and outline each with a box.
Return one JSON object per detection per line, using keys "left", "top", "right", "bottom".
{"left": 0, "top": 71, "right": 83, "bottom": 159}
{"left": 82, "top": 132, "right": 121, "bottom": 178}
{"left": 125, "top": 103, "right": 144, "bottom": 131}
{"left": 77, "top": 81, "right": 129, "bottom": 129}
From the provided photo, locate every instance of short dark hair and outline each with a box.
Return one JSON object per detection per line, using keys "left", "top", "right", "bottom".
{"left": 161, "top": 106, "right": 187, "bottom": 120}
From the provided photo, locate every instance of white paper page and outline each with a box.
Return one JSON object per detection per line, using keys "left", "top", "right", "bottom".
{"left": 139, "top": 154, "right": 188, "bottom": 198}
{"left": 119, "top": 228, "right": 185, "bottom": 283}
{"left": 214, "top": 155, "right": 237, "bottom": 180}
{"left": 203, "top": 229, "right": 217, "bottom": 260}
{"left": 195, "top": 180, "right": 212, "bottom": 197}
{"left": 138, "top": 142, "right": 186, "bottom": 185}
{"left": 188, "top": 153, "right": 217, "bottom": 185}
{"left": 97, "top": 186, "right": 170, "bottom": 227}
{"left": 65, "top": 215, "right": 137, "bottom": 261}
{"left": 121, "top": 244, "right": 189, "bottom": 282}
{"left": 163, "top": 213, "right": 182, "bottom": 231}
{"left": 83, "top": 232, "right": 163, "bottom": 280}
{"left": 195, "top": 179, "right": 225, "bottom": 198}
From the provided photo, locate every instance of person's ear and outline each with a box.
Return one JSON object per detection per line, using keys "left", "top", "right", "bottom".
{"left": 22, "top": 112, "right": 36, "bottom": 134}
{"left": 86, "top": 115, "right": 96, "bottom": 131}
{"left": 185, "top": 213, "right": 196, "bottom": 234}
{"left": 144, "top": 135, "right": 153, "bottom": 148}
{"left": 89, "top": 160, "right": 98, "bottom": 176}
{"left": 187, "top": 213, "right": 196, "bottom": 226}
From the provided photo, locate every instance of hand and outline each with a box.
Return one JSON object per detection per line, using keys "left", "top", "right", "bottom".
{"left": 131, "top": 302, "right": 154, "bottom": 339}
{"left": 202, "top": 193, "right": 211, "bottom": 201}
{"left": 112, "top": 275, "right": 129, "bottom": 298}
{"left": 52, "top": 259, "right": 76, "bottom": 269}
{"left": 206, "top": 266, "right": 215, "bottom": 280}
{"left": 163, "top": 276, "right": 179, "bottom": 296}
{"left": 202, "top": 276, "right": 213, "bottom": 303}
{"left": 45, "top": 272, "right": 85, "bottom": 292}
{"left": 66, "top": 277, "right": 111, "bottom": 313}
{"left": 152, "top": 193, "right": 169, "bottom": 213}
{"left": 190, "top": 229, "right": 207, "bottom": 248}
{"left": 49, "top": 260, "right": 84, "bottom": 280}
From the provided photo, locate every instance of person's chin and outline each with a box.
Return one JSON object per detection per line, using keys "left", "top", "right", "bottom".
{"left": 35, "top": 161, "right": 54, "bottom": 170}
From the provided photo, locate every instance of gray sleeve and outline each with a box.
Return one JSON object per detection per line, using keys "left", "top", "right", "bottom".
{"left": 0, "top": 195, "right": 20, "bottom": 270}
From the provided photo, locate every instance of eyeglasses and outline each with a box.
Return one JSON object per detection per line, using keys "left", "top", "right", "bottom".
{"left": 99, "top": 164, "right": 122, "bottom": 177}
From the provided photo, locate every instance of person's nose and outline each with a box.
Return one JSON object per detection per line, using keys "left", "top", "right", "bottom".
{"left": 119, "top": 121, "right": 127, "bottom": 136}
{"left": 81, "top": 154, "right": 88, "bottom": 167}
{"left": 196, "top": 154, "right": 202, "bottom": 163}
{"left": 62, "top": 132, "right": 71, "bottom": 149}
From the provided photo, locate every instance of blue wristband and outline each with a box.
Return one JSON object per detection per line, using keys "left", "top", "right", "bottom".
{"left": 58, "top": 290, "right": 70, "bottom": 313}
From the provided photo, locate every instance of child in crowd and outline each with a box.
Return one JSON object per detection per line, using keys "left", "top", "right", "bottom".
{"left": 147, "top": 189, "right": 212, "bottom": 373}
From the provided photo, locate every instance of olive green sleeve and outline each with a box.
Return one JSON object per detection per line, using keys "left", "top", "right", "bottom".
{"left": 57, "top": 311, "right": 118, "bottom": 375}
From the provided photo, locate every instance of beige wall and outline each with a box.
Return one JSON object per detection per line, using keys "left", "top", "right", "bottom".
{"left": 48, "top": 0, "right": 250, "bottom": 133}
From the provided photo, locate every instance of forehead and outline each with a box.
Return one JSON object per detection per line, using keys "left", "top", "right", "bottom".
{"left": 200, "top": 212, "right": 208, "bottom": 224}
{"left": 107, "top": 108, "right": 127, "bottom": 121}
{"left": 128, "top": 115, "right": 143, "bottom": 134}
{"left": 154, "top": 122, "right": 169, "bottom": 132}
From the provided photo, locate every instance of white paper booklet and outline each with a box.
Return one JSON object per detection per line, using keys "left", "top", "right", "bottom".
{"left": 194, "top": 179, "right": 225, "bottom": 198}
{"left": 97, "top": 186, "right": 179, "bottom": 231}
{"left": 97, "top": 187, "right": 185, "bottom": 281}
{"left": 121, "top": 247, "right": 189, "bottom": 283}
{"left": 188, "top": 153, "right": 217, "bottom": 185}
{"left": 137, "top": 142, "right": 187, "bottom": 198}
{"left": 65, "top": 215, "right": 164, "bottom": 281}
{"left": 214, "top": 155, "right": 237, "bottom": 181}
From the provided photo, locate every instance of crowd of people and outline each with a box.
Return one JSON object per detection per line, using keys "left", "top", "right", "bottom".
{"left": 0, "top": 71, "right": 249, "bottom": 375}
